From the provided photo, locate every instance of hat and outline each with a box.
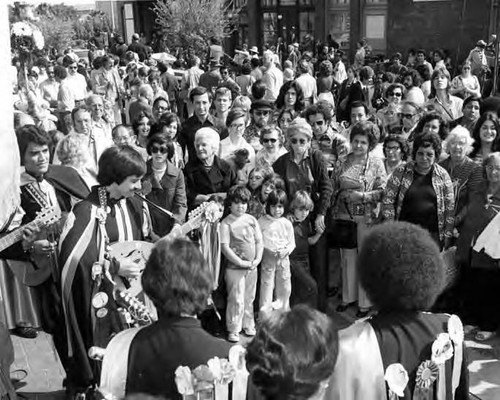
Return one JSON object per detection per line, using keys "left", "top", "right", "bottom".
{"left": 29, "top": 66, "right": 40, "bottom": 77}
{"left": 250, "top": 99, "right": 274, "bottom": 112}
{"left": 293, "top": 42, "right": 299, "bottom": 48}
{"left": 209, "top": 58, "right": 222, "bottom": 67}
{"left": 477, "top": 39, "right": 487, "bottom": 47}
{"left": 132, "top": 33, "right": 140, "bottom": 40}
{"left": 287, "top": 118, "right": 313, "bottom": 140}
{"left": 249, "top": 46, "right": 259, "bottom": 54}
{"left": 336, "top": 49, "right": 345, "bottom": 56}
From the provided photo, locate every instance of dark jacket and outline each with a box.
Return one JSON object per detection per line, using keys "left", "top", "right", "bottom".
{"left": 126, "top": 317, "right": 231, "bottom": 399}
{"left": 178, "top": 114, "right": 217, "bottom": 163}
{"left": 184, "top": 155, "right": 237, "bottom": 210}
{"left": 142, "top": 160, "right": 187, "bottom": 236}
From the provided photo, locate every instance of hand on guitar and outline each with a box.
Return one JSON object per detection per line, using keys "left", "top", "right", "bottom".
{"left": 114, "top": 256, "right": 142, "bottom": 279}
{"left": 21, "top": 225, "right": 40, "bottom": 252}
{"left": 30, "top": 239, "right": 57, "bottom": 255}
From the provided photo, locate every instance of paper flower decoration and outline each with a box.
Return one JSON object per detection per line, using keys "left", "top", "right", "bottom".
{"left": 193, "top": 365, "right": 215, "bottom": 391}
{"left": 207, "top": 357, "right": 222, "bottom": 382}
{"left": 175, "top": 366, "right": 195, "bottom": 395}
{"left": 431, "top": 333, "right": 454, "bottom": 365}
{"left": 96, "top": 207, "right": 108, "bottom": 224}
{"left": 415, "top": 360, "right": 439, "bottom": 389}
{"left": 447, "top": 314, "right": 464, "bottom": 344}
{"left": 229, "top": 345, "right": 247, "bottom": 372}
{"left": 384, "top": 363, "right": 409, "bottom": 397}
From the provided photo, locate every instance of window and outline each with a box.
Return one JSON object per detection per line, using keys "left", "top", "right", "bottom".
{"left": 328, "top": 11, "right": 350, "bottom": 46}
{"left": 299, "top": 11, "right": 315, "bottom": 41}
{"left": 262, "top": 0, "right": 277, "bottom": 6}
{"left": 330, "top": 0, "right": 350, "bottom": 5}
{"left": 263, "top": 12, "right": 278, "bottom": 46}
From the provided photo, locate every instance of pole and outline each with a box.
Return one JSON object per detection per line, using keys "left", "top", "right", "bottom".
{"left": 493, "top": 0, "right": 500, "bottom": 96}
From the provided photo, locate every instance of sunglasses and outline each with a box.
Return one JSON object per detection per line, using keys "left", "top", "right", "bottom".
{"left": 262, "top": 138, "right": 278, "bottom": 143}
{"left": 310, "top": 120, "right": 325, "bottom": 126}
{"left": 388, "top": 92, "right": 402, "bottom": 97}
{"left": 399, "top": 113, "right": 415, "bottom": 119}
{"left": 254, "top": 110, "right": 270, "bottom": 117}
{"left": 151, "top": 146, "right": 168, "bottom": 154}
{"left": 68, "top": 66, "right": 78, "bottom": 70}
{"left": 291, "top": 138, "right": 308, "bottom": 145}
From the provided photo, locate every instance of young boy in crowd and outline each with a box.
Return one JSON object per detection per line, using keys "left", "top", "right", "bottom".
{"left": 220, "top": 185, "right": 263, "bottom": 343}
{"left": 287, "top": 190, "right": 323, "bottom": 308}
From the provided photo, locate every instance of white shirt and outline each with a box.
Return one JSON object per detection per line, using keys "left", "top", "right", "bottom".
{"left": 261, "top": 64, "right": 283, "bottom": 102}
{"left": 296, "top": 73, "right": 317, "bottom": 101}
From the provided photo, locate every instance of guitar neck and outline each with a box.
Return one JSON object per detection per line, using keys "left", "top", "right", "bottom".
{"left": 0, "top": 218, "right": 47, "bottom": 253}
{"left": 179, "top": 217, "right": 201, "bottom": 237}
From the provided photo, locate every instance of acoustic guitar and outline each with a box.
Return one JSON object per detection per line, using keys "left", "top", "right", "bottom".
{"left": 108, "top": 201, "right": 223, "bottom": 325}
{"left": 0, "top": 207, "right": 60, "bottom": 286}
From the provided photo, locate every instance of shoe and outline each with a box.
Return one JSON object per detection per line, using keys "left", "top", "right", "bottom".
{"left": 336, "top": 303, "right": 350, "bottom": 312}
{"left": 244, "top": 328, "right": 256, "bottom": 337}
{"left": 228, "top": 332, "right": 240, "bottom": 342}
{"left": 475, "top": 330, "right": 495, "bottom": 341}
{"left": 327, "top": 287, "right": 339, "bottom": 297}
{"left": 356, "top": 309, "right": 370, "bottom": 319}
{"left": 13, "top": 326, "right": 38, "bottom": 339}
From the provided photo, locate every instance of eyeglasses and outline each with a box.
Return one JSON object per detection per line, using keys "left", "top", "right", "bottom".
{"left": 388, "top": 92, "right": 402, "bottom": 97}
{"left": 385, "top": 145, "right": 401, "bottom": 152}
{"left": 254, "top": 110, "right": 270, "bottom": 117}
{"left": 310, "top": 120, "right": 325, "bottom": 126}
{"left": 151, "top": 146, "right": 168, "bottom": 154}
{"left": 250, "top": 175, "right": 263, "bottom": 180}
{"left": 262, "top": 138, "right": 278, "bottom": 143}
{"left": 486, "top": 165, "right": 500, "bottom": 172}
{"left": 230, "top": 123, "right": 245, "bottom": 130}
{"left": 290, "top": 138, "right": 308, "bottom": 144}
{"left": 68, "top": 66, "right": 78, "bottom": 70}
{"left": 398, "top": 113, "right": 415, "bottom": 119}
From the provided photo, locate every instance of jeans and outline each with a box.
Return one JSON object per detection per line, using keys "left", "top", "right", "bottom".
{"left": 225, "top": 267, "right": 257, "bottom": 333}
{"left": 259, "top": 251, "right": 291, "bottom": 311}
{"left": 290, "top": 256, "right": 318, "bottom": 308}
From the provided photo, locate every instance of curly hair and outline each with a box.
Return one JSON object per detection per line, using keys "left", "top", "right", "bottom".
{"left": 132, "top": 111, "right": 153, "bottom": 136}
{"left": 444, "top": 126, "right": 474, "bottom": 156}
{"left": 349, "top": 120, "right": 379, "bottom": 151}
{"left": 303, "top": 102, "right": 333, "bottom": 124}
{"left": 97, "top": 145, "right": 146, "bottom": 185}
{"left": 246, "top": 305, "right": 338, "bottom": 400}
{"left": 142, "top": 238, "right": 212, "bottom": 317}
{"left": 260, "top": 125, "right": 285, "bottom": 147}
{"left": 56, "top": 133, "right": 90, "bottom": 169}
{"left": 414, "top": 112, "right": 449, "bottom": 141}
{"left": 383, "top": 134, "right": 409, "bottom": 160}
{"left": 275, "top": 81, "right": 304, "bottom": 112}
{"left": 318, "top": 60, "right": 333, "bottom": 77}
{"left": 358, "top": 221, "right": 444, "bottom": 311}
{"left": 16, "top": 124, "right": 51, "bottom": 165}
{"left": 412, "top": 131, "right": 442, "bottom": 160}
{"left": 225, "top": 184, "right": 252, "bottom": 207}
{"left": 402, "top": 68, "right": 422, "bottom": 87}
{"left": 470, "top": 113, "right": 500, "bottom": 159}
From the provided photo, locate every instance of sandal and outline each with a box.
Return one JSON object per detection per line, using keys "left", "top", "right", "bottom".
{"left": 475, "top": 330, "right": 495, "bottom": 341}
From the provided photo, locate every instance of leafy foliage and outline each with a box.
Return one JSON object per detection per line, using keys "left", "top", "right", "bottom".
{"left": 152, "top": 0, "right": 244, "bottom": 56}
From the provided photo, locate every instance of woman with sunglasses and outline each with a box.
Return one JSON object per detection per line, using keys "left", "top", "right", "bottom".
{"left": 450, "top": 61, "right": 481, "bottom": 100}
{"left": 273, "top": 118, "right": 333, "bottom": 311}
{"left": 376, "top": 83, "right": 405, "bottom": 136}
{"left": 142, "top": 131, "right": 187, "bottom": 237}
{"left": 255, "top": 125, "right": 288, "bottom": 170}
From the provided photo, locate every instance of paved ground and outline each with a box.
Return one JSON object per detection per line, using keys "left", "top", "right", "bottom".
{"left": 10, "top": 297, "right": 500, "bottom": 400}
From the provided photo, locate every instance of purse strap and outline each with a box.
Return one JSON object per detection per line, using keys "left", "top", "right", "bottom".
{"left": 394, "top": 164, "right": 409, "bottom": 213}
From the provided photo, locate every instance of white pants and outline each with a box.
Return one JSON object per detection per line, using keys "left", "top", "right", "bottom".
{"left": 259, "top": 252, "right": 291, "bottom": 311}
{"left": 340, "top": 216, "right": 372, "bottom": 309}
{"left": 225, "top": 268, "right": 257, "bottom": 334}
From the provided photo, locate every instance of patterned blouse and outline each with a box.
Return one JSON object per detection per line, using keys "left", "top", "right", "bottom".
{"left": 381, "top": 161, "right": 455, "bottom": 243}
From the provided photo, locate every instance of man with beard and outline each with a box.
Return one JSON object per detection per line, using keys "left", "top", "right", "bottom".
{"left": 243, "top": 100, "right": 273, "bottom": 152}
{"left": 402, "top": 69, "right": 425, "bottom": 107}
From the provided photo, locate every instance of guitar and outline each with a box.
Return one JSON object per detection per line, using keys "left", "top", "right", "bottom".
{"left": 1, "top": 207, "right": 60, "bottom": 286}
{"left": 109, "top": 201, "right": 223, "bottom": 324}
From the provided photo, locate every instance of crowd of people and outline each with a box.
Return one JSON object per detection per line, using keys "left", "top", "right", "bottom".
{"left": 1, "top": 30, "right": 500, "bottom": 400}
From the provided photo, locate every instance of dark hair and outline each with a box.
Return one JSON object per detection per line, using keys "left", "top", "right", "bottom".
{"left": 433, "top": 48, "right": 444, "bottom": 60}
{"left": 383, "top": 134, "right": 409, "bottom": 160}
{"left": 132, "top": 111, "right": 153, "bottom": 135}
{"left": 146, "top": 132, "right": 175, "bottom": 158}
{"left": 226, "top": 107, "right": 247, "bottom": 127}
{"left": 111, "top": 124, "right": 133, "bottom": 139}
{"left": 275, "top": 81, "right": 305, "bottom": 112}
{"left": 414, "top": 112, "right": 449, "bottom": 140}
{"left": 71, "top": 105, "right": 90, "bottom": 123}
{"left": 402, "top": 68, "right": 422, "bottom": 87}
{"left": 142, "top": 238, "right": 212, "bottom": 317}
{"left": 16, "top": 125, "right": 51, "bottom": 165}
{"left": 415, "top": 64, "right": 431, "bottom": 82}
{"left": 385, "top": 83, "right": 405, "bottom": 99}
{"left": 251, "top": 58, "right": 261, "bottom": 69}
{"left": 266, "top": 189, "right": 288, "bottom": 215}
{"left": 148, "top": 71, "right": 161, "bottom": 84}
{"left": 412, "top": 131, "right": 442, "bottom": 160}
{"left": 480, "top": 96, "right": 500, "bottom": 116}
{"left": 97, "top": 145, "right": 146, "bottom": 185}
{"left": 152, "top": 96, "right": 170, "bottom": 111}
{"left": 246, "top": 305, "right": 338, "bottom": 400}
{"left": 429, "top": 67, "right": 451, "bottom": 98}
{"left": 251, "top": 80, "right": 267, "bottom": 101}
{"left": 349, "top": 121, "right": 379, "bottom": 151}
{"left": 156, "top": 112, "right": 181, "bottom": 139}
{"left": 241, "top": 62, "right": 252, "bottom": 75}
{"left": 470, "top": 113, "right": 500, "bottom": 158}
{"left": 53, "top": 65, "right": 67, "bottom": 80}
{"left": 358, "top": 222, "right": 444, "bottom": 311}
{"left": 348, "top": 100, "right": 369, "bottom": 117}
{"left": 462, "top": 95, "right": 481, "bottom": 109}
{"left": 304, "top": 102, "right": 333, "bottom": 124}
{"left": 359, "top": 66, "right": 374, "bottom": 81}
{"left": 226, "top": 185, "right": 252, "bottom": 207}
{"left": 189, "top": 86, "right": 212, "bottom": 103}
{"left": 416, "top": 49, "right": 426, "bottom": 56}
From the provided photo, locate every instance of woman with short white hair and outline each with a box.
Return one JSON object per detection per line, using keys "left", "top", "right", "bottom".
{"left": 439, "top": 126, "right": 483, "bottom": 235}
{"left": 184, "top": 127, "right": 237, "bottom": 209}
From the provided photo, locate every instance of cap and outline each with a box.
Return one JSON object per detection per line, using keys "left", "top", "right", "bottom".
{"left": 250, "top": 99, "right": 274, "bottom": 112}
{"left": 477, "top": 39, "right": 487, "bottom": 47}
{"left": 132, "top": 33, "right": 140, "bottom": 40}
{"left": 249, "top": 46, "right": 259, "bottom": 54}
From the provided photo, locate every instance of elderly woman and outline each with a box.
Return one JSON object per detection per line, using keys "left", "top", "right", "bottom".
{"left": 141, "top": 132, "right": 187, "bottom": 237}
{"left": 382, "top": 132, "right": 455, "bottom": 249}
{"left": 56, "top": 133, "right": 98, "bottom": 190}
{"left": 246, "top": 305, "right": 338, "bottom": 400}
{"left": 439, "top": 126, "right": 483, "bottom": 235}
{"left": 255, "top": 125, "right": 287, "bottom": 170}
{"left": 457, "top": 153, "right": 500, "bottom": 341}
{"left": 328, "top": 222, "right": 469, "bottom": 400}
{"left": 184, "top": 127, "right": 238, "bottom": 209}
{"left": 273, "top": 118, "right": 333, "bottom": 311}
{"left": 383, "top": 134, "right": 409, "bottom": 175}
{"left": 450, "top": 61, "right": 481, "bottom": 100}
{"left": 333, "top": 121, "right": 387, "bottom": 318}
{"left": 275, "top": 80, "right": 305, "bottom": 114}
{"left": 469, "top": 112, "right": 500, "bottom": 163}
{"left": 424, "top": 67, "right": 464, "bottom": 123}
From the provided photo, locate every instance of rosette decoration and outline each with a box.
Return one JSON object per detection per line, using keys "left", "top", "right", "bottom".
{"left": 447, "top": 315, "right": 464, "bottom": 397}
{"left": 11, "top": 21, "right": 44, "bottom": 59}
{"left": 384, "top": 363, "right": 409, "bottom": 399}
{"left": 413, "top": 360, "right": 439, "bottom": 400}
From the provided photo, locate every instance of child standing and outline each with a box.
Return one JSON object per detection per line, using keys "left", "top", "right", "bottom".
{"left": 258, "top": 190, "right": 295, "bottom": 311}
{"left": 220, "top": 186, "right": 263, "bottom": 343}
{"left": 287, "top": 190, "right": 323, "bottom": 308}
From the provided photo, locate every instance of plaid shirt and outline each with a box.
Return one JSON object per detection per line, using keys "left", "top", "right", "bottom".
{"left": 381, "top": 161, "right": 455, "bottom": 243}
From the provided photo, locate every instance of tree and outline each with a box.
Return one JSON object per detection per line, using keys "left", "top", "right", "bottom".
{"left": 35, "top": 3, "right": 77, "bottom": 55}
{"left": 152, "top": 0, "right": 244, "bottom": 58}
